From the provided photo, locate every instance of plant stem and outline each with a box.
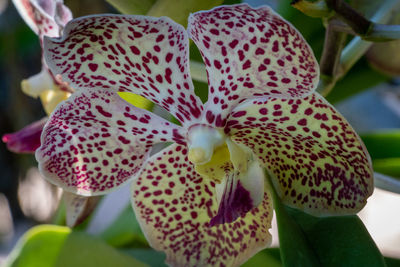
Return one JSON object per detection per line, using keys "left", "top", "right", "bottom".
{"left": 325, "top": 0, "right": 400, "bottom": 41}
{"left": 317, "top": 19, "right": 347, "bottom": 96}
{"left": 368, "top": 0, "right": 400, "bottom": 24}
{"left": 366, "top": 24, "right": 400, "bottom": 41}
{"left": 329, "top": 19, "right": 355, "bottom": 34}
{"left": 319, "top": 0, "right": 400, "bottom": 96}
{"left": 326, "top": 9, "right": 400, "bottom": 41}
{"left": 320, "top": 21, "right": 347, "bottom": 77}
{"left": 325, "top": 0, "right": 372, "bottom": 34}
{"left": 338, "top": 0, "right": 399, "bottom": 77}
{"left": 336, "top": 36, "right": 370, "bottom": 80}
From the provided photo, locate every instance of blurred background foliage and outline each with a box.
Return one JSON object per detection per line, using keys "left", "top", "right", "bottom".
{"left": 1, "top": 0, "right": 400, "bottom": 266}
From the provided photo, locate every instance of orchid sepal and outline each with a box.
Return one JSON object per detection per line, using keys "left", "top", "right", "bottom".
{"left": 188, "top": 4, "right": 319, "bottom": 127}
{"left": 43, "top": 13, "right": 204, "bottom": 126}
{"left": 2, "top": 117, "right": 47, "bottom": 154}
{"left": 63, "top": 191, "right": 101, "bottom": 227}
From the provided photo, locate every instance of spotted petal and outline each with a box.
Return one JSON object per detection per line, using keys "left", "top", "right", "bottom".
{"left": 12, "top": 0, "right": 39, "bottom": 34}
{"left": 131, "top": 143, "right": 272, "bottom": 267}
{"left": 226, "top": 93, "right": 373, "bottom": 216}
{"left": 13, "top": 0, "right": 72, "bottom": 38}
{"left": 188, "top": 4, "right": 319, "bottom": 127}
{"left": 36, "top": 89, "right": 185, "bottom": 196}
{"left": 44, "top": 15, "right": 203, "bottom": 125}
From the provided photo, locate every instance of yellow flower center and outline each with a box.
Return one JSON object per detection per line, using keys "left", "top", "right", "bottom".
{"left": 195, "top": 143, "right": 232, "bottom": 182}
{"left": 187, "top": 125, "right": 252, "bottom": 183}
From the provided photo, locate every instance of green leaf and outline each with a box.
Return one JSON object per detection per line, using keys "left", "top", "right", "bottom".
{"left": 360, "top": 131, "right": 400, "bottom": 178}
{"left": 242, "top": 248, "right": 282, "bottom": 267}
{"left": 5, "top": 225, "right": 147, "bottom": 267}
{"left": 270, "top": 172, "right": 385, "bottom": 267}
{"left": 193, "top": 79, "right": 208, "bottom": 103}
{"left": 5, "top": 225, "right": 69, "bottom": 267}
{"left": 106, "top": 0, "right": 156, "bottom": 15}
{"left": 99, "top": 204, "right": 148, "bottom": 248}
{"left": 285, "top": 207, "right": 386, "bottom": 267}
{"left": 272, "top": 186, "right": 321, "bottom": 267}
{"left": 122, "top": 249, "right": 167, "bottom": 267}
{"left": 222, "top": 0, "right": 242, "bottom": 4}
{"left": 373, "top": 158, "right": 400, "bottom": 177}
{"left": 124, "top": 248, "right": 283, "bottom": 267}
{"left": 361, "top": 131, "right": 400, "bottom": 160}
{"left": 386, "top": 257, "right": 400, "bottom": 267}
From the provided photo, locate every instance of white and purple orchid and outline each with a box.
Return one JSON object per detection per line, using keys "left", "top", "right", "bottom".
{"left": 13, "top": 0, "right": 73, "bottom": 106}
{"left": 36, "top": 4, "right": 373, "bottom": 267}
{"left": 3, "top": 0, "right": 73, "bottom": 154}
{"left": 5, "top": 0, "right": 103, "bottom": 227}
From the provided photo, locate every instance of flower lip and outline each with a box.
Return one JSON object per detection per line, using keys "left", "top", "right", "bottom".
{"left": 210, "top": 160, "right": 265, "bottom": 226}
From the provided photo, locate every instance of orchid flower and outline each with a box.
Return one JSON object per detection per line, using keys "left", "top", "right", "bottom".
{"left": 13, "top": 0, "right": 73, "bottom": 112}
{"left": 5, "top": 0, "right": 102, "bottom": 227}
{"left": 37, "top": 4, "right": 373, "bottom": 266}
{"left": 3, "top": 0, "right": 73, "bottom": 155}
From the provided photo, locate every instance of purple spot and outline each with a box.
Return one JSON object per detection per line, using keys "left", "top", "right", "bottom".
{"left": 242, "top": 60, "right": 251, "bottom": 70}
{"left": 255, "top": 48, "right": 265, "bottom": 55}
{"left": 165, "top": 53, "right": 173, "bottom": 63}
{"left": 130, "top": 45, "right": 140, "bottom": 55}
{"left": 88, "top": 63, "right": 98, "bottom": 72}
{"left": 229, "top": 39, "right": 239, "bottom": 49}
{"left": 95, "top": 105, "right": 112, "bottom": 117}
